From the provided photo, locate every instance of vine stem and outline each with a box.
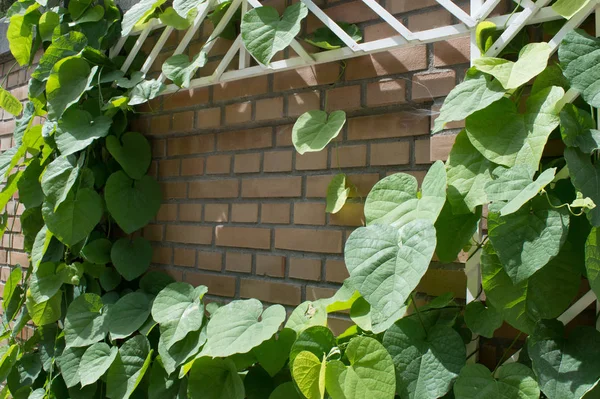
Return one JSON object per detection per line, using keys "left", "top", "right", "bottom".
{"left": 492, "top": 332, "right": 522, "bottom": 375}
{"left": 410, "top": 292, "right": 428, "bottom": 336}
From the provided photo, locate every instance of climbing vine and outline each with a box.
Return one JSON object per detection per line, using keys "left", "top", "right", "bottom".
{"left": 0, "top": 0, "right": 599, "bottom": 398}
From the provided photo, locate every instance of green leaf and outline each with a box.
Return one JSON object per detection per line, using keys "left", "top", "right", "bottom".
{"left": 485, "top": 166, "right": 556, "bottom": 216}
{"left": 106, "top": 132, "right": 151, "bottom": 179}
{"left": 446, "top": 130, "right": 493, "bottom": 214}
{"left": 566, "top": 147, "right": 600, "bottom": 226}
{"left": 285, "top": 300, "right": 328, "bottom": 334}
{"left": 252, "top": 328, "right": 296, "bottom": 377}
{"left": 29, "top": 262, "right": 64, "bottom": 303}
{"left": 139, "top": 271, "right": 175, "bottom": 295}
{"left": 202, "top": 299, "right": 286, "bottom": 358}
{"left": 292, "top": 351, "right": 326, "bottom": 399}
{"left": 110, "top": 237, "right": 152, "bottom": 281}
{"left": 208, "top": 1, "right": 241, "bottom": 40}
{"left": 326, "top": 173, "right": 350, "bottom": 214}
{"left": 162, "top": 52, "right": 207, "bottom": 88}
{"left": 560, "top": 103, "right": 600, "bottom": 153}
{"left": 7, "top": 11, "right": 40, "bottom": 66}
{"left": 151, "top": 282, "right": 206, "bottom": 348}
{"left": 476, "top": 21, "right": 497, "bottom": 53}
{"left": 465, "top": 87, "right": 564, "bottom": 175}
{"left": 292, "top": 110, "right": 346, "bottom": 154}
{"left": 304, "top": 22, "right": 361, "bottom": 50}
{"left": 38, "top": 11, "right": 60, "bottom": 42}
{"left": 0, "top": 345, "right": 19, "bottom": 383}
{"left": 173, "top": 0, "right": 202, "bottom": 17}
{"left": 121, "top": 0, "right": 167, "bottom": 36}
{"left": 559, "top": 29, "right": 600, "bottom": 107}
{"left": 434, "top": 201, "right": 480, "bottom": 263}
{"left": 149, "top": 357, "right": 181, "bottom": 399}
{"left": 106, "top": 335, "right": 153, "bottom": 399}
{"left": 529, "top": 323, "right": 600, "bottom": 399}
{"left": 107, "top": 292, "right": 151, "bottom": 340}
{"left": 488, "top": 195, "right": 569, "bottom": 283}
{"left": 344, "top": 219, "right": 436, "bottom": 333}
{"left": 41, "top": 155, "right": 80, "bottom": 213}
{"left": 56, "top": 108, "right": 112, "bottom": 156}
{"left": 188, "top": 357, "right": 244, "bottom": 399}
{"left": 42, "top": 188, "right": 103, "bottom": 246}
{"left": 241, "top": 3, "right": 308, "bottom": 65}
{"left": 383, "top": 317, "right": 465, "bottom": 399}
{"left": 100, "top": 268, "right": 122, "bottom": 291}
{"left": 128, "top": 79, "right": 166, "bottom": 106}
{"left": 585, "top": 227, "right": 600, "bottom": 300}
{"left": 3, "top": 266, "right": 22, "bottom": 312}
{"left": 31, "top": 226, "right": 55, "bottom": 270}
{"left": 81, "top": 238, "right": 112, "bottom": 264}
{"left": 454, "top": 363, "right": 540, "bottom": 399}
{"left": 7, "top": 352, "right": 42, "bottom": 395}
{"left": 25, "top": 290, "right": 62, "bottom": 326}
{"left": 158, "top": 324, "right": 206, "bottom": 375}
{"left": 270, "top": 382, "right": 302, "bottom": 399}
{"left": 365, "top": 161, "right": 446, "bottom": 227}
{"left": 68, "top": 0, "right": 91, "bottom": 19}
{"left": 481, "top": 242, "right": 580, "bottom": 334}
{"left": 473, "top": 43, "right": 552, "bottom": 89}
{"left": 79, "top": 343, "right": 118, "bottom": 387}
{"left": 0, "top": 86, "right": 23, "bottom": 117}
{"left": 64, "top": 293, "right": 107, "bottom": 348}
{"left": 104, "top": 171, "right": 161, "bottom": 234}
{"left": 32, "top": 32, "right": 88, "bottom": 82}
{"left": 464, "top": 301, "right": 503, "bottom": 338}
{"left": 325, "top": 336, "right": 395, "bottom": 399}
{"left": 46, "top": 56, "right": 97, "bottom": 120}
{"left": 553, "top": 0, "right": 591, "bottom": 19}
{"left": 18, "top": 158, "right": 44, "bottom": 209}
{"left": 289, "top": 326, "right": 335, "bottom": 368}
{"left": 433, "top": 70, "right": 506, "bottom": 133}
{"left": 57, "top": 346, "right": 86, "bottom": 388}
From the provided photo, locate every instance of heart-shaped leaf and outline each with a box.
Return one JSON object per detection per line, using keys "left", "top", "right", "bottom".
{"left": 79, "top": 343, "right": 118, "bottom": 387}
{"left": 107, "top": 292, "right": 151, "bottom": 340}
{"left": 292, "top": 351, "right": 326, "bottom": 399}
{"left": 560, "top": 104, "right": 600, "bottom": 153}
{"left": 285, "top": 300, "right": 328, "bottom": 334}
{"left": 121, "top": 0, "right": 166, "bottom": 36}
{"left": 473, "top": 43, "right": 552, "bottom": 89}
{"left": 344, "top": 219, "right": 436, "bottom": 333}
{"left": 464, "top": 301, "right": 503, "bottom": 338}
{"left": 364, "top": 161, "right": 446, "bottom": 227}
{"left": 111, "top": 237, "right": 152, "bottom": 281}
{"left": 325, "top": 336, "right": 395, "bottom": 399}
{"left": 57, "top": 346, "right": 87, "bottom": 388}
{"left": 32, "top": 31, "right": 88, "bottom": 82}
{"left": 559, "top": 30, "right": 600, "bottom": 107}
{"left": 26, "top": 290, "right": 62, "bottom": 326}
{"left": 454, "top": 363, "right": 540, "bottom": 399}
{"left": 241, "top": 2, "right": 308, "bottom": 65}
{"left": 202, "top": 299, "right": 286, "bottom": 358}
{"left": 41, "top": 155, "right": 80, "bottom": 211}
{"left": 162, "top": 52, "right": 207, "bottom": 88}
{"left": 565, "top": 147, "right": 600, "bottom": 226}
{"left": 304, "top": 22, "right": 362, "bottom": 50}
{"left": 0, "top": 86, "right": 23, "bottom": 117}
{"left": 158, "top": 322, "right": 206, "bottom": 375}
{"left": 383, "top": 317, "right": 466, "bottom": 399}
{"left": 434, "top": 200, "right": 481, "bottom": 263}
{"left": 586, "top": 227, "right": 600, "bottom": 301}
{"left": 188, "top": 357, "right": 244, "bottom": 399}
{"left": 29, "top": 262, "right": 65, "bottom": 303}
{"left": 104, "top": 171, "right": 161, "bottom": 234}
{"left": 128, "top": 79, "right": 166, "bottom": 106}
{"left": 18, "top": 158, "right": 44, "bottom": 209}
{"left": 292, "top": 110, "right": 346, "bottom": 154}
{"left": 326, "top": 173, "right": 350, "bottom": 214}
{"left": 42, "top": 188, "right": 103, "bottom": 246}
{"left": 56, "top": 108, "right": 112, "bottom": 156}
{"left": 47, "top": 56, "right": 97, "bottom": 120}
{"left": 553, "top": 0, "right": 591, "bottom": 19}
{"left": 488, "top": 196, "right": 569, "bottom": 283}
{"left": 106, "top": 132, "right": 151, "bottom": 179}
{"left": 81, "top": 238, "right": 112, "bottom": 265}
{"left": 64, "top": 293, "right": 107, "bottom": 348}
{"left": 289, "top": 326, "right": 336, "bottom": 366}
{"left": 252, "top": 328, "right": 296, "bottom": 377}
{"left": 151, "top": 282, "right": 207, "bottom": 349}
{"left": 106, "top": 335, "right": 153, "bottom": 399}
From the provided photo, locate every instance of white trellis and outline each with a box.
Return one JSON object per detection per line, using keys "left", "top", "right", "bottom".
{"left": 115, "top": 0, "right": 600, "bottom": 358}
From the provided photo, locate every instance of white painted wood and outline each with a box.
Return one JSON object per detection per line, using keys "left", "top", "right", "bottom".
{"left": 121, "top": 20, "right": 157, "bottom": 73}
{"left": 109, "top": 35, "right": 128, "bottom": 59}
{"left": 361, "top": 0, "right": 414, "bottom": 41}
{"left": 141, "top": 26, "right": 174, "bottom": 75}
{"left": 548, "top": 0, "right": 597, "bottom": 52}
{"left": 213, "top": 36, "right": 242, "bottom": 81}
{"left": 436, "top": 0, "right": 477, "bottom": 27}
{"left": 472, "top": 0, "right": 502, "bottom": 21}
{"left": 301, "top": 0, "right": 362, "bottom": 51}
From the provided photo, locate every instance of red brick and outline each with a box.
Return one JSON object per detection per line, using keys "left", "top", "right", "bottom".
{"left": 215, "top": 226, "right": 271, "bottom": 249}
{"left": 234, "top": 153, "right": 261, "bottom": 174}
{"left": 231, "top": 203, "right": 259, "bottom": 223}
{"left": 275, "top": 228, "right": 342, "bottom": 253}
{"left": 415, "top": 138, "right": 432, "bottom": 164}
{"left": 288, "top": 91, "right": 321, "bottom": 117}
{"left": 256, "top": 254, "right": 286, "bottom": 278}
{"left": 152, "top": 246, "right": 172, "bottom": 265}
{"left": 306, "top": 286, "right": 338, "bottom": 302}
{"left": 161, "top": 182, "right": 187, "bottom": 199}
{"left": 434, "top": 37, "right": 470, "bottom": 67}
{"left": 289, "top": 258, "right": 321, "bottom": 281}
{"left": 189, "top": 180, "right": 239, "bottom": 198}
{"left": 348, "top": 113, "right": 429, "bottom": 140}
{"left": 166, "top": 225, "right": 213, "bottom": 244}
{"left": 205, "top": 204, "right": 229, "bottom": 222}
{"left": 214, "top": 76, "right": 268, "bottom": 101}
{"left": 306, "top": 1, "right": 378, "bottom": 32}
{"left": 386, "top": 0, "right": 437, "bottom": 13}
{"left": 412, "top": 71, "right": 456, "bottom": 102}
{"left": 225, "top": 101, "right": 252, "bottom": 125}
{"left": 179, "top": 203, "right": 202, "bottom": 222}
{"left": 261, "top": 203, "right": 290, "bottom": 224}
{"left": 172, "top": 111, "right": 194, "bottom": 132}
{"left": 274, "top": 64, "right": 340, "bottom": 91}
{"left": 197, "top": 251, "right": 223, "bottom": 271}
{"left": 149, "top": 115, "right": 170, "bottom": 135}
{"left": 163, "top": 88, "right": 210, "bottom": 110}
{"left": 263, "top": 151, "right": 292, "bottom": 172}
{"left": 326, "top": 86, "right": 361, "bottom": 112}
{"left": 168, "top": 134, "right": 215, "bottom": 156}
{"left": 430, "top": 133, "right": 457, "bottom": 161}
{"left": 296, "top": 151, "right": 328, "bottom": 170}
{"left": 256, "top": 97, "right": 284, "bottom": 121}
{"left": 325, "top": 259, "right": 349, "bottom": 283}
{"left": 275, "top": 125, "right": 293, "bottom": 147}
{"left": 346, "top": 46, "right": 427, "bottom": 80}
{"left": 217, "top": 127, "right": 272, "bottom": 151}
{"left": 197, "top": 107, "right": 222, "bottom": 128}
{"left": 158, "top": 159, "right": 180, "bottom": 177}
{"left": 240, "top": 279, "right": 301, "bottom": 305}
{"left": 226, "top": 252, "right": 252, "bottom": 273}
{"left": 408, "top": 8, "right": 453, "bottom": 32}
{"left": 294, "top": 203, "right": 326, "bottom": 225}
{"left": 330, "top": 203, "right": 365, "bottom": 227}
{"left": 174, "top": 248, "right": 196, "bottom": 267}
{"left": 143, "top": 224, "right": 164, "bottom": 241}
{"left": 335, "top": 145, "right": 367, "bottom": 168}
{"left": 366, "top": 79, "right": 406, "bottom": 106}
{"left": 186, "top": 271, "right": 236, "bottom": 297}
{"left": 181, "top": 158, "right": 205, "bottom": 176}
{"left": 370, "top": 141, "right": 410, "bottom": 166}
{"left": 241, "top": 177, "right": 302, "bottom": 198}
{"left": 156, "top": 204, "right": 177, "bottom": 221}
{"left": 363, "top": 22, "right": 397, "bottom": 41}
{"left": 206, "top": 155, "right": 232, "bottom": 174}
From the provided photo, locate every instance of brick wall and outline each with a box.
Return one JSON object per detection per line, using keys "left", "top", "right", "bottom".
{"left": 0, "top": 0, "right": 489, "bottom": 328}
